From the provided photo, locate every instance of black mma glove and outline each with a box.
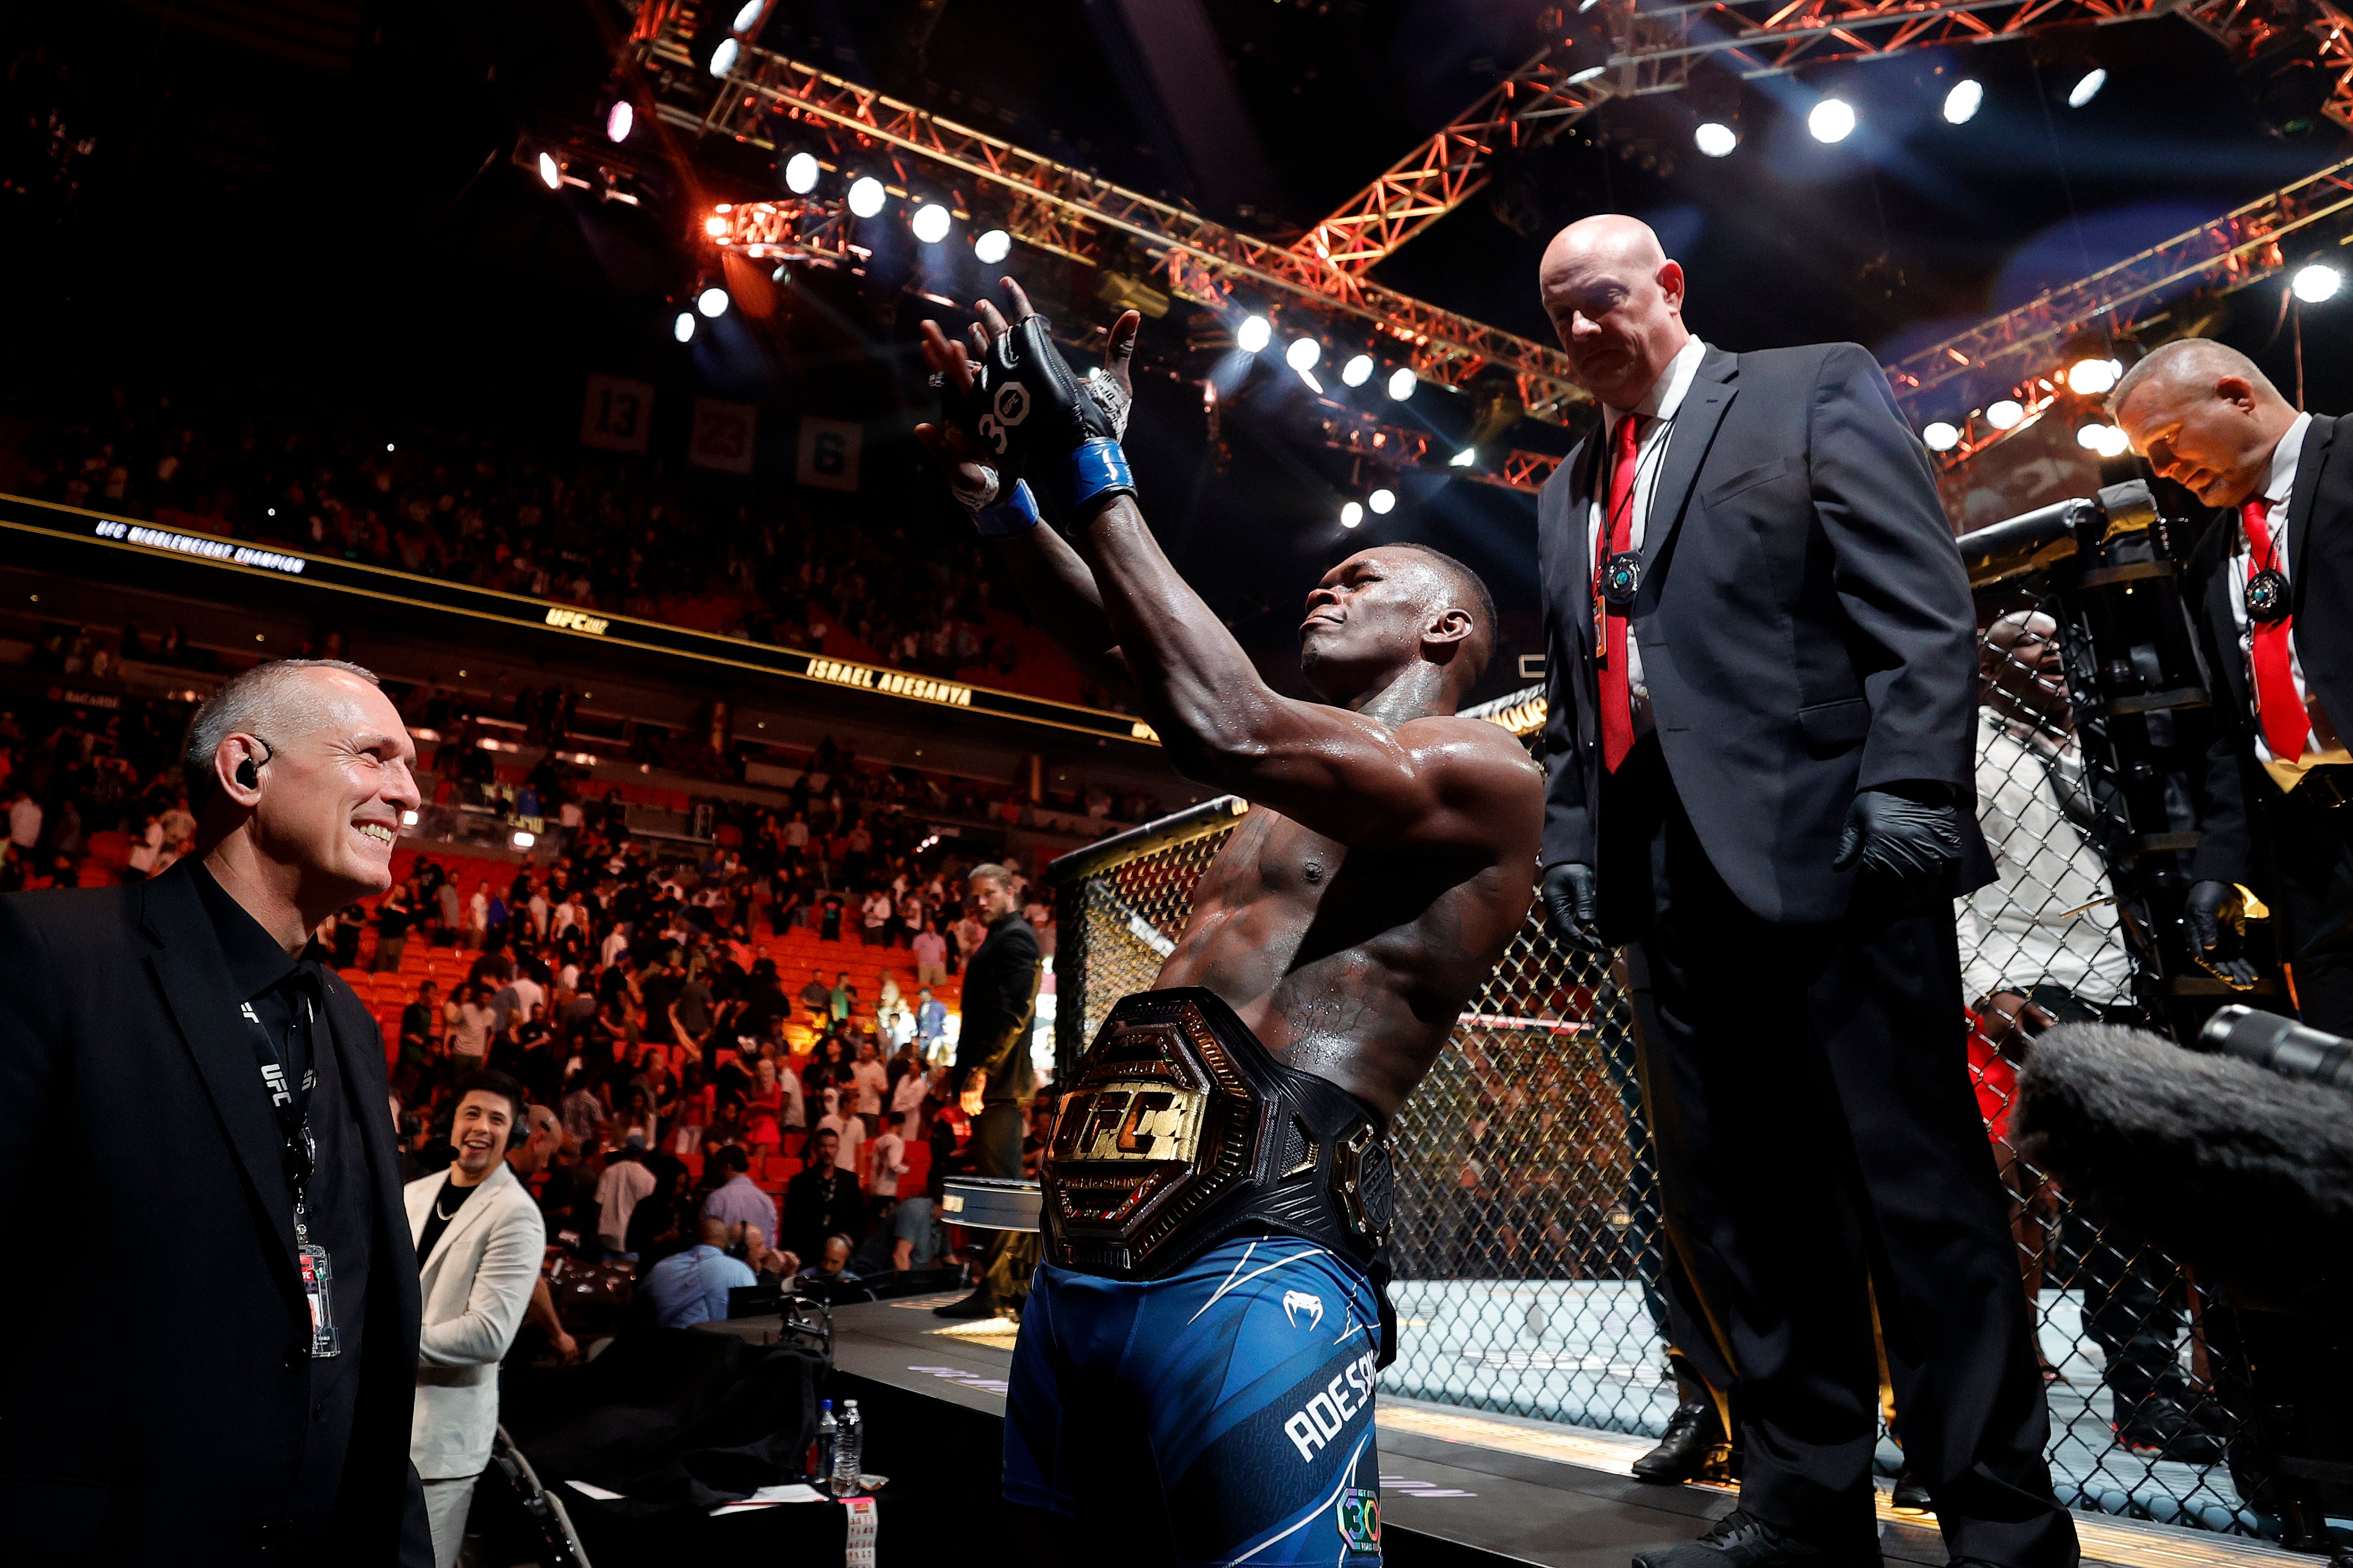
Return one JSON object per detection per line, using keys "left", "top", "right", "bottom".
{"left": 1832, "top": 783, "right": 1963, "bottom": 899}
{"left": 1540, "top": 863, "right": 1600, "bottom": 947}
{"left": 972, "top": 312, "right": 1135, "bottom": 514}
{"left": 2185, "top": 879, "right": 2263, "bottom": 989}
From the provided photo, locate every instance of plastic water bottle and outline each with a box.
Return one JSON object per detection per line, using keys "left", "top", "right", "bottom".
{"left": 831, "top": 1399, "right": 863, "bottom": 1496}
{"left": 812, "top": 1399, "right": 837, "bottom": 1486}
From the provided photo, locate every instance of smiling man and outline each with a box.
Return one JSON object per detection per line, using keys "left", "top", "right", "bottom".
{"left": 916, "top": 279, "right": 1541, "bottom": 1566}
{"left": 0, "top": 658, "right": 432, "bottom": 1563}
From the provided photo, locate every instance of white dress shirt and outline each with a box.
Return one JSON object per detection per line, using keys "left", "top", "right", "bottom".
{"left": 2224, "top": 410, "right": 2351, "bottom": 787}
{"left": 1584, "top": 335, "right": 1708, "bottom": 741}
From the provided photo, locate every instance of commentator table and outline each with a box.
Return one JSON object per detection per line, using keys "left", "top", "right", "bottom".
{"left": 703, "top": 1297, "right": 2304, "bottom": 1568}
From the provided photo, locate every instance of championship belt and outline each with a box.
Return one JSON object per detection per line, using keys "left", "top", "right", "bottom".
{"left": 1041, "top": 988, "right": 1395, "bottom": 1283}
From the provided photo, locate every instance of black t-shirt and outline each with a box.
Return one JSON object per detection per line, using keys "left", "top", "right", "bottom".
{"left": 416, "top": 1174, "right": 481, "bottom": 1268}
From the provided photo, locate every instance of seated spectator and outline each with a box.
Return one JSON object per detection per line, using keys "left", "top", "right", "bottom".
{"left": 779, "top": 1129, "right": 864, "bottom": 1262}
{"left": 798, "top": 1234, "right": 859, "bottom": 1284}
{"left": 640, "top": 1216, "right": 757, "bottom": 1329}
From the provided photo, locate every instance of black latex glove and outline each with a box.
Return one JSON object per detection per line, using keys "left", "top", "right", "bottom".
{"left": 1831, "top": 784, "right": 1963, "bottom": 897}
{"left": 1540, "top": 863, "right": 1600, "bottom": 947}
{"left": 2184, "top": 880, "right": 2263, "bottom": 989}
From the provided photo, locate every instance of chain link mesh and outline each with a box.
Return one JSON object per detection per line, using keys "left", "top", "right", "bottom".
{"left": 1048, "top": 610, "right": 2267, "bottom": 1536}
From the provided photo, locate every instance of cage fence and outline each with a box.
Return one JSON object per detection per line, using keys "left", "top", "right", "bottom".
{"left": 1047, "top": 594, "right": 2270, "bottom": 1539}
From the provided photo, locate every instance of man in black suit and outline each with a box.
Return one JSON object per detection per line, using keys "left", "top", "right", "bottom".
{"left": 0, "top": 659, "right": 431, "bottom": 1565}
{"left": 934, "top": 861, "right": 1039, "bottom": 1319}
{"left": 1534, "top": 216, "right": 2072, "bottom": 1568}
{"left": 2111, "top": 338, "right": 2353, "bottom": 1029}
{"left": 778, "top": 1128, "right": 867, "bottom": 1263}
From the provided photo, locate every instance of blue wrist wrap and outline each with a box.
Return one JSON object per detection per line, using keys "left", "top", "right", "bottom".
{"left": 1058, "top": 438, "right": 1136, "bottom": 511}
{"left": 971, "top": 480, "right": 1043, "bottom": 537}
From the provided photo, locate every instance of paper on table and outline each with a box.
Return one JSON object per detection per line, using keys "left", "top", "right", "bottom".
{"left": 710, "top": 1482, "right": 827, "bottom": 1515}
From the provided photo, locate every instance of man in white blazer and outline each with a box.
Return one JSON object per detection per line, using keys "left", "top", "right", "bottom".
{"left": 405, "top": 1070, "right": 547, "bottom": 1568}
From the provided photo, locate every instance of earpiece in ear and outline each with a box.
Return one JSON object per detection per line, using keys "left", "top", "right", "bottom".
{"left": 236, "top": 759, "right": 259, "bottom": 790}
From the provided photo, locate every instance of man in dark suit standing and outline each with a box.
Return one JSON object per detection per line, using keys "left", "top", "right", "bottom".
{"left": 2111, "top": 339, "right": 2353, "bottom": 1029}
{"left": 934, "top": 860, "right": 1039, "bottom": 1319}
{"left": 1533, "top": 216, "right": 2072, "bottom": 1568}
{"left": 0, "top": 659, "right": 431, "bottom": 1565}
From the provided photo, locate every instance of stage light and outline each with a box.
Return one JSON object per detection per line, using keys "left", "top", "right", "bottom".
{"left": 2067, "top": 67, "right": 2107, "bottom": 107}
{"left": 1368, "top": 487, "right": 1397, "bottom": 515}
{"left": 1386, "top": 367, "right": 1417, "bottom": 401}
{"left": 1987, "top": 399, "right": 2025, "bottom": 429}
{"left": 1922, "top": 421, "right": 1961, "bottom": 452}
{"left": 2077, "top": 422, "right": 2128, "bottom": 456}
{"left": 704, "top": 215, "right": 728, "bottom": 237}
{"left": 1694, "top": 121, "right": 1738, "bottom": 157}
{"left": 1340, "top": 501, "right": 1365, "bottom": 529}
{"left": 1449, "top": 447, "right": 1478, "bottom": 467}
{"left": 847, "top": 175, "right": 887, "bottom": 217}
{"left": 698, "top": 286, "right": 731, "bottom": 318}
{"left": 911, "top": 202, "right": 953, "bottom": 243}
{"left": 1809, "top": 98, "right": 1856, "bottom": 143}
{"left": 2066, "top": 356, "right": 2120, "bottom": 395}
{"left": 731, "top": 0, "right": 764, "bottom": 29}
{"left": 709, "top": 37, "right": 740, "bottom": 77}
{"left": 536, "top": 152, "right": 562, "bottom": 190}
{"left": 1567, "top": 65, "right": 1609, "bottom": 86}
{"left": 1236, "top": 314, "right": 1273, "bottom": 353}
{"left": 674, "top": 311, "right": 697, "bottom": 342}
{"left": 1297, "top": 368, "right": 1324, "bottom": 393}
{"left": 1340, "top": 352, "right": 1374, "bottom": 387}
{"left": 386, "top": 443, "right": 396, "bottom": 452}
{"left": 974, "top": 228, "right": 1012, "bottom": 263}
{"left": 512, "top": 830, "right": 537, "bottom": 850}
{"left": 1942, "top": 79, "right": 1983, "bottom": 124}
{"left": 1285, "top": 337, "right": 1322, "bottom": 371}
{"left": 607, "top": 102, "right": 635, "bottom": 142}
{"left": 783, "top": 151, "right": 820, "bottom": 194}
{"left": 2293, "top": 262, "right": 2343, "bottom": 302}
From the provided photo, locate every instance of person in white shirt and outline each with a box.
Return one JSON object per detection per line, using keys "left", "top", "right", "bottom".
{"left": 849, "top": 1039, "right": 890, "bottom": 1131}
{"left": 815, "top": 1107, "right": 863, "bottom": 1180}
{"left": 444, "top": 984, "right": 496, "bottom": 1069}
{"left": 601, "top": 921, "right": 631, "bottom": 966}
{"left": 866, "top": 1112, "right": 909, "bottom": 1220}
{"left": 1958, "top": 612, "right": 2132, "bottom": 1010}
{"left": 593, "top": 1139, "right": 658, "bottom": 1258}
{"left": 405, "top": 1073, "right": 548, "bottom": 1568}
{"left": 467, "top": 887, "right": 489, "bottom": 947}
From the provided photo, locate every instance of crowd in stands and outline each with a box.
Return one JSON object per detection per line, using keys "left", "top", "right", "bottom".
{"left": 3, "top": 378, "right": 1135, "bottom": 711}
{"left": 0, "top": 682, "right": 1067, "bottom": 1342}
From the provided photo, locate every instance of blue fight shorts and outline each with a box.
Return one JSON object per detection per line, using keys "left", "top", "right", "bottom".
{"left": 1005, "top": 1234, "right": 1385, "bottom": 1566}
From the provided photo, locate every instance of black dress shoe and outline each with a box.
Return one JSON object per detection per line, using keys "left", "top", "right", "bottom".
{"left": 1891, "top": 1467, "right": 1931, "bottom": 1515}
{"left": 1633, "top": 1399, "right": 1726, "bottom": 1484}
{"left": 932, "top": 1288, "right": 1004, "bottom": 1319}
{"left": 1633, "top": 1508, "right": 1871, "bottom": 1568}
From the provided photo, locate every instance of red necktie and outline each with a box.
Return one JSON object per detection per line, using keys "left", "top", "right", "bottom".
{"left": 1597, "top": 413, "right": 1644, "bottom": 772}
{"left": 2243, "top": 499, "right": 2310, "bottom": 764}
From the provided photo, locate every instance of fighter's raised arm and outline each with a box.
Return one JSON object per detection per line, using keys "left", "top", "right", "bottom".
{"left": 922, "top": 278, "right": 1537, "bottom": 859}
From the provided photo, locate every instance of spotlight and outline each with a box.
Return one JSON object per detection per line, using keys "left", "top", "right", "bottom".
{"left": 1566, "top": 64, "right": 1608, "bottom": 85}
{"left": 847, "top": 175, "right": 887, "bottom": 218}
{"left": 386, "top": 443, "right": 396, "bottom": 452}
{"left": 606, "top": 102, "right": 635, "bottom": 142}
{"left": 783, "top": 151, "right": 820, "bottom": 194}
{"left": 536, "top": 152, "right": 562, "bottom": 190}
{"left": 1449, "top": 448, "right": 1478, "bottom": 468}
{"left": 911, "top": 202, "right": 953, "bottom": 243}
{"left": 1285, "top": 337, "right": 1322, "bottom": 371}
{"left": 704, "top": 215, "right": 728, "bottom": 237}
{"left": 1368, "top": 486, "right": 1397, "bottom": 515}
{"left": 1236, "top": 314, "right": 1273, "bottom": 353}
{"left": 1986, "top": 399, "right": 2025, "bottom": 429}
{"left": 1340, "top": 353, "right": 1374, "bottom": 387}
{"left": 1922, "top": 421, "right": 1961, "bottom": 452}
{"left": 1693, "top": 121, "right": 1738, "bottom": 157}
{"left": 974, "top": 228, "right": 1012, "bottom": 263}
{"left": 1340, "top": 501, "right": 1365, "bottom": 528}
{"left": 2066, "top": 67, "right": 2107, "bottom": 107}
{"left": 1386, "top": 367, "right": 1417, "bottom": 402}
{"left": 1809, "top": 98, "right": 1856, "bottom": 143}
{"left": 1941, "top": 79, "right": 1984, "bottom": 124}
{"left": 512, "top": 830, "right": 537, "bottom": 850}
{"left": 2065, "top": 356, "right": 2120, "bottom": 395}
{"left": 2077, "top": 422, "right": 2128, "bottom": 456}
{"left": 2293, "top": 262, "right": 2343, "bottom": 302}
{"left": 697, "top": 286, "right": 731, "bottom": 318}
{"left": 1297, "top": 368, "right": 1325, "bottom": 394}
{"left": 674, "top": 311, "right": 697, "bottom": 342}
{"left": 731, "top": 0, "right": 764, "bottom": 29}
{"left": 709, "top": 37, "right": 740, "bottom": 77}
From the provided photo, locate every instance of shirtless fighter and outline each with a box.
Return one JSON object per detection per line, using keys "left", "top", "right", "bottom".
{"left": 915, "top": 281, "right": 1542, "bottom": 1565}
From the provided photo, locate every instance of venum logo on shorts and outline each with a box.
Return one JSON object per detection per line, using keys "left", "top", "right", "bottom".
{"left": 1282, "top": 1290, "right": 1324, "bottom": 1330}
{"left": 1337, "top": 1487, "right": 1381, "bottom": 1553}
{"left": 1282, "top": 1348, "right": 1379, "bottom": 1461}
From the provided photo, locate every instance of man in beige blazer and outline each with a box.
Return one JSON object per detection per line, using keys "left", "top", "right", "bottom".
{"left": 405, "top": 1071, "right": 547, "bottom": 1568}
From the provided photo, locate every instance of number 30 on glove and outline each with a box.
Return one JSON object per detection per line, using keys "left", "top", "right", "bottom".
{"left": 962, "top": 312, "right": 1135, "bottom": 513}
